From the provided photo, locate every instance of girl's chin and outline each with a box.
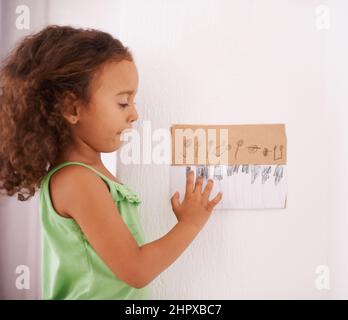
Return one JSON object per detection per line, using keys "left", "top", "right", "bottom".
{"left": 115, "top": 134, "right": 124, "bottom": 144}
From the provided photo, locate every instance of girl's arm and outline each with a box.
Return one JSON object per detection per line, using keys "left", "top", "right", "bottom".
{"left": 137, "top": 172, "right": 221, "bottom": 287}
{"left": 138, "top": 221, "right": 202, "bottom": 287}
{"left": 52, "top": 167, "right": 220, "bottom": 289}
{"left": 50, "top": 165, "right": 143, "bottom": 288}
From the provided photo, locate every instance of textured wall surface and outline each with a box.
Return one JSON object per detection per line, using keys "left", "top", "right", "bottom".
{"left": 116, "top": 0, "right": 348, "bottom": 299}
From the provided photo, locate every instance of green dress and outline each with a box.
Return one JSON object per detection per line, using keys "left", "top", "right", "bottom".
{"left": 39, "top": 161, "right": 150, "bottom": 300}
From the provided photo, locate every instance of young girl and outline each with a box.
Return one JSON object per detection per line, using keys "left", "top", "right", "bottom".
{"left": 0, "top": 25, "right": 222, "bottom": 300}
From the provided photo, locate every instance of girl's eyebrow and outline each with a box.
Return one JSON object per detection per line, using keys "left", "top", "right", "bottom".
{"left": 116, "top": 90, "right": 136, "bottom": 95}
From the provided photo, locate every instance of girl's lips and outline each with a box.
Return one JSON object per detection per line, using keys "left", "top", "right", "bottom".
{"left": 117, "top": 127, "right": 132, "bottom": 136}
{"left": 118, "top": 128, "right": 132, "bottom": 135}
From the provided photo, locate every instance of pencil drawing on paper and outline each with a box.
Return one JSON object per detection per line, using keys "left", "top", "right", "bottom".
{"left": 234, "top": 139, "right": 284, "bottom": 161}
{"left": 185, "top": 164, "right": 284, "bottom": 186}
{"left": 180, "top": 138, "right": 232, "bottom": 160}
{"left": 179, "top": 137, "right": 284, "bottom": 162}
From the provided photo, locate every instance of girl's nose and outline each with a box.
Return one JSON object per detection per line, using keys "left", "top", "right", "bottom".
{"left": 129, "top": 105, "right": 139, "bottom": 123}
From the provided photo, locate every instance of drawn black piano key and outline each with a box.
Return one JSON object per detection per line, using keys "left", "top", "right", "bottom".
{"left": 232, "top": 165, "right": 240, "bottom": 174}
{"left": 261, "top": 166, "right": 272, "bottom": 184}
{"left": 251, "top": 165, "right": 261, "bottom": 184}
{"left": 204, "top": 166, "right": 209, "bottom": 179}
{"left": 213, "top": 165, "right": 224, "bottom": 181}
{"left": 273, "top": 165, "right": 284, "bottom": 185}
{"left": 242, "top": 164, "right": 249, "bottom": 174}
{"left": 227, "top": 166, "right": 233, "bottom": 176}
{"left": 196, "top": 165, "right": 209, "bottom": 179}
{"left": 186, "top": 166, "right": 192, "bottom": 175}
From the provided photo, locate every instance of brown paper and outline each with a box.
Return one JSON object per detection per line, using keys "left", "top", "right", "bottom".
{"left": 171, "top": 124, "right": 287, "bottom": 165}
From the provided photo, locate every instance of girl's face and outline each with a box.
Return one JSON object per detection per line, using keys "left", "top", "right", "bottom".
{"left": 69, "top": 59, "right": 139, "bottom": 153}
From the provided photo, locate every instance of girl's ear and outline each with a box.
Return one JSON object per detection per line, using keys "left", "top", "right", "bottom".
{"left": 62, "top": 92, "right": 81, "bottom": 125}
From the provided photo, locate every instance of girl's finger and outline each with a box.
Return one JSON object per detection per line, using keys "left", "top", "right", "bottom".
{"left": 185, "top": 170, "right": 194, "bottom": 195}
{"left": 202, "top": 179, "right": 214, "bottom": 205}
{"left": 193, "top": 175, "right": 203, "bottom": 194}
{"left": 170, "top": 192, "right": 181, "bottom": 211}
{"left": 206, "top": 192, "right": 223, "bottom": 212}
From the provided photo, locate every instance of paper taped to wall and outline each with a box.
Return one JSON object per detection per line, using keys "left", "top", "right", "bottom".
{"left": 171, "top": 123, "right": 286, "bottom": 165}
{"left": 170, "top": 124, "right": 287, "bottom": 209}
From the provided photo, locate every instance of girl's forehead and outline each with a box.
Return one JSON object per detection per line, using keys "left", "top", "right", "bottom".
{"left": 93, "top": 60, "right": 138, "bottom": 93}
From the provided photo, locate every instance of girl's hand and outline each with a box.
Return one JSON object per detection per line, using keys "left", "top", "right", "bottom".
{"left": 170, "top": 170, "right": 223, "bottom": 230}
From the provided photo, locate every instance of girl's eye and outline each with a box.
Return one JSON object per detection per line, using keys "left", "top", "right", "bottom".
{"left": 119, "top": 102, "right": 137, "bottom": 108}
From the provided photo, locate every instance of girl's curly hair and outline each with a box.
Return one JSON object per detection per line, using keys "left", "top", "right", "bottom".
{"left": 0, "top": 25, "right": 133, "bottom": 201}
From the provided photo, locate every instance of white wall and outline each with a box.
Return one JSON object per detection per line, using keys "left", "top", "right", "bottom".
{"left": 116, "top": 0, "right": 347, "bottom": 299}
{"left": 1, "top": 0, "right": 347, "bottom": 299}
{"left": 324, "top": 0, "right": 348, "bottom": 299}
{"left": 0, "top": 0, "right": 48, "bottom": 59}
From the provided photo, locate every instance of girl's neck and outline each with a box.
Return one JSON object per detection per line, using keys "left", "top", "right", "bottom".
{"left": 51, "top": 156, "right": 123, "bottom": 185}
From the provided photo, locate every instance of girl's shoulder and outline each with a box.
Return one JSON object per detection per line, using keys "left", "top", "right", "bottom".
{"left": 49, "top": 164, "right": 111, "bottom": 219}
